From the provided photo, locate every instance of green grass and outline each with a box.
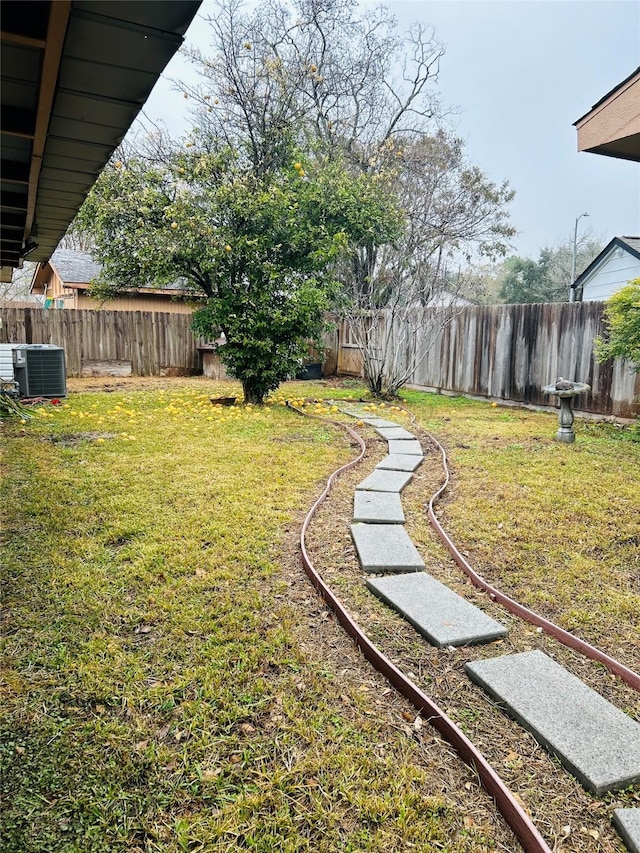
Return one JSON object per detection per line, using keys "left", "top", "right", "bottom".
{"left": 284, "top": 378, "right": 638, "bottom": 662}
{"left": 397, "top": 389, "right": 640, "bottom": 663}
{"left": 1, "top": 379, "right": 502, "bottom": 853}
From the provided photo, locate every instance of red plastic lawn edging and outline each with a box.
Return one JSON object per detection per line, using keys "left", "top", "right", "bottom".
{"left": 289, "top": 403, "right": 553, "bottom": 853}
{"left": 422, "top": 428, "right": 640, "bottom": 693}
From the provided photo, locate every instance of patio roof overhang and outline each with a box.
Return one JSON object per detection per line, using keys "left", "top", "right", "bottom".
{"left": 573, "top": 67, "right": 640, "bottom": 162}
{"left": 0, "top": 0, "right": 202, "bottom": 273}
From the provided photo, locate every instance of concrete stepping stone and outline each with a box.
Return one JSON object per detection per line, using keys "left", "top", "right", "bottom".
{"left": 361, "top": 417, "right": 398, "bottom": 428}
{"left": 375, "top": 426, "right": 416, "bottom": 440}
{"left": 613, "top": 809, "right": 640, "bottom": 853}
{"left": 336, "top": 406, "right": 367, "bottom": 418}
{"left": 376, "top": 454, "right": 423, "bottom": 472}
{"left": 337, "top": 407, "right": 397, "bottom": 427}
{"left": 356, "top": 469, "right": 413, "bottom": 493}
{"left": 341, "top": 414, "right": 399, "bottom": 429}
{"left": 351, "top": 523, "right": 425, "bottom": 573}
{"left": 367, "top": 572, "right": 508, "bottom": 647}
{"left": 354, "top": 491, "right": 405, "bottom": 524}
{"left": 465, "top": 650, "right": 640, "bottom": 796}
{"left": 388, "top": 439, "right": 423, "bottom": 456}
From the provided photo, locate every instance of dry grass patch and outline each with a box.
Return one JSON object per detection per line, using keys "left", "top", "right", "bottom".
{"left": 394, "top": 390, "right": 640, "bottom": 672}
{"left": 299, "top": 388, "right": 638, "bottom": 853}
{"left": 2, "top": 377, "right": 509, "bottom": 853}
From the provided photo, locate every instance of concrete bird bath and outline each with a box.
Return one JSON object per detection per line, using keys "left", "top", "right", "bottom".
{"left": 542, "top": 381, "right": 590, "bottom": 443}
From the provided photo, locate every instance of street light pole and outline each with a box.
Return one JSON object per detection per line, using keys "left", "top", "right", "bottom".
{"left": 569, "top": 212, "right": 589, "bottom": 302}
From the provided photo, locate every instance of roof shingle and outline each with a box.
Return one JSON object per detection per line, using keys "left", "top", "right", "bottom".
{"left": 50, "top": 249, "right": 101, "bottom": 284}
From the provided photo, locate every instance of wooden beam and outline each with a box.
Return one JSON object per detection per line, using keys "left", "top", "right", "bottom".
{"left": 25, "top": 1, "right": 72, "bottom": 240}
{"left": 0, "top": 219, "right": 25, "bottom": 232}
{"left": 0, "top": 30, "right": 47, "bottom": 50}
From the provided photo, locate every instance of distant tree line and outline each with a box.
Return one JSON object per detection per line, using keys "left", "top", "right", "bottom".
{"left": 456, "top": 235, "right": 604, "bottom": 305}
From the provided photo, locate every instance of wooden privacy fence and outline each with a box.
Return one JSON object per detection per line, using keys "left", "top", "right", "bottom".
{"left": 0, "top": 307, "right": 201, "bottom": 377}
{"left": 329, "top": 301, "right": 639, "bottom": 418}
{"left": 1, "top": 303, "right": 638, "bottom": 417}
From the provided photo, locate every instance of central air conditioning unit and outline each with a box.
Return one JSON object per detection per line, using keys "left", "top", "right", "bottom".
{"left": 12, "top": 345, "right": 67, "bottom": 398}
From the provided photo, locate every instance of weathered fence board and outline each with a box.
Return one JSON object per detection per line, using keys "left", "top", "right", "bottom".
{"left": 0, "top": 308, "right": 201, "bottom": 377}
{"left": 332, "top": 302, "right": 639, "bottom": 418}
{"left": 2, "top": 304, "right": 638, "bottom": 417}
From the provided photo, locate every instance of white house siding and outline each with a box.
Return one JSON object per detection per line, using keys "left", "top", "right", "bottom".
{"left": 0, "top": 343, "right": 16, "bottom": 380}
{"left": 581, "top": 246, "right": 640, "bottom": 301}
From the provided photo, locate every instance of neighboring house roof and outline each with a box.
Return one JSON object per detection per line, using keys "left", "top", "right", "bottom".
{"left": 430, "top": 289, "right": 476, "bottom": 307}
{"left": 48, "top": 249, "right": 101, "bottom": 284}
{"left": 573, "top": 67, "right": 640, "bottom": 162}
{"left": 571, "top": 236, "right": 640, "bottom": 292}
{"left": 30, "top": 248, "right": 193, "bottom": 297}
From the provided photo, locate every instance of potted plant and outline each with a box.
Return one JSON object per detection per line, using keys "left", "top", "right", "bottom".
{"left": 295, "top": 339, "right": 325, "bottom": 380}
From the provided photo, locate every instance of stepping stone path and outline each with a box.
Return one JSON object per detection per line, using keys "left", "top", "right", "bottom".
{"left": 362, "top": 418, "right": 398, "bottom": 428}
{"left": 376, "top": 454, "right": 423, "bottom": 472}
{"left": 614, "top": 810, "right": 640, "bottom": 853}
{"left": 353, "top": 491, "right": 405, "bottom": 524}
{"left": 342, "top": 404, "right": 502, "bottom": 635}
{"left": 338, "top": 408, "right": 397, "bottom": 429}
{"left": 388, "top": 438, "right": 423, "bottom": 456}
{"left": 375, "top": 426, "right": 416, "bottom": 440}
{"left": 337, "top": 404, "right": 639, "bottom": 846}
{"left": 465, "top": 651, "right": 640, "bottom": 796}
{"left": 356, "top": 469, "right": 413, "bottom": 493}
{"left": 351, "top": 523, "right": 424, "bottom": 572}
{"left": 367, "top": 572, "right": 508, "bottom": 647}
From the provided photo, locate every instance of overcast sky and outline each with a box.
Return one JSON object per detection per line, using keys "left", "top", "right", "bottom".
{"left": 141, "top": 0, "right": 640, "bottom": 260}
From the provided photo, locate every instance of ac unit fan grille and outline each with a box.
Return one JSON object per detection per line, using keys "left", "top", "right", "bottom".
{"left": 24, "top": 350, "right": 66, "bottom": 397}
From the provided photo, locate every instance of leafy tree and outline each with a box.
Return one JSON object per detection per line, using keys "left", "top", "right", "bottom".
{"left": 75, "top": 0, "right": 514, "bottom": 399}
{"left": 179, "top": 0, "right": 513, "bottom": 397}
{"left": 72, "top": 0, "right": 408, "bottom": 403}
{"left": 76, "top": 147, "right": 399, "bottom": 404}
{"left": 498, "top": 255, "right": 556, "bottom": 304}
{"left": 595, "top": 280, "right": 640, "bottom": 369}
{"left": 498, "top": 235, "right": 603, "bottom": 304}
{"left": 543, "top": 235, "right": 603, "bottom": 298}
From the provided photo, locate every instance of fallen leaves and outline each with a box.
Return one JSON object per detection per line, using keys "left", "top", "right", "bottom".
{"left": 200, "top": 767, "right": 222, "bottom": 781}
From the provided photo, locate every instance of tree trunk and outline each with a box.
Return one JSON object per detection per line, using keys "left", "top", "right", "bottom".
{"left": 242, "top": 380, "right": 265, "bottom": 405}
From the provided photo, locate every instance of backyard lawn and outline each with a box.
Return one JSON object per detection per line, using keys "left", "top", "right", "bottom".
{"left": 400, "top": 388, "right": 640, "bottom": 669}
{"left": 1, "top": 376, "right": 638, "bottom": 853}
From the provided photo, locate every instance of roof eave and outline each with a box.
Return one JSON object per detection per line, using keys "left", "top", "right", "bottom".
{"left": 1, "top": 1, "right": 203, "bottom": 268}
{"left": 573, "top": 66, "right": 640, "bottom": 125}
{"left": 573, "top": 69, "right": 640, "bottom": 163}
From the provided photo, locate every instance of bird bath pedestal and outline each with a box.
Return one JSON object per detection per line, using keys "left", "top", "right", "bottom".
{"left": 542, "top": 382, "right": 590, "bottom": 443}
